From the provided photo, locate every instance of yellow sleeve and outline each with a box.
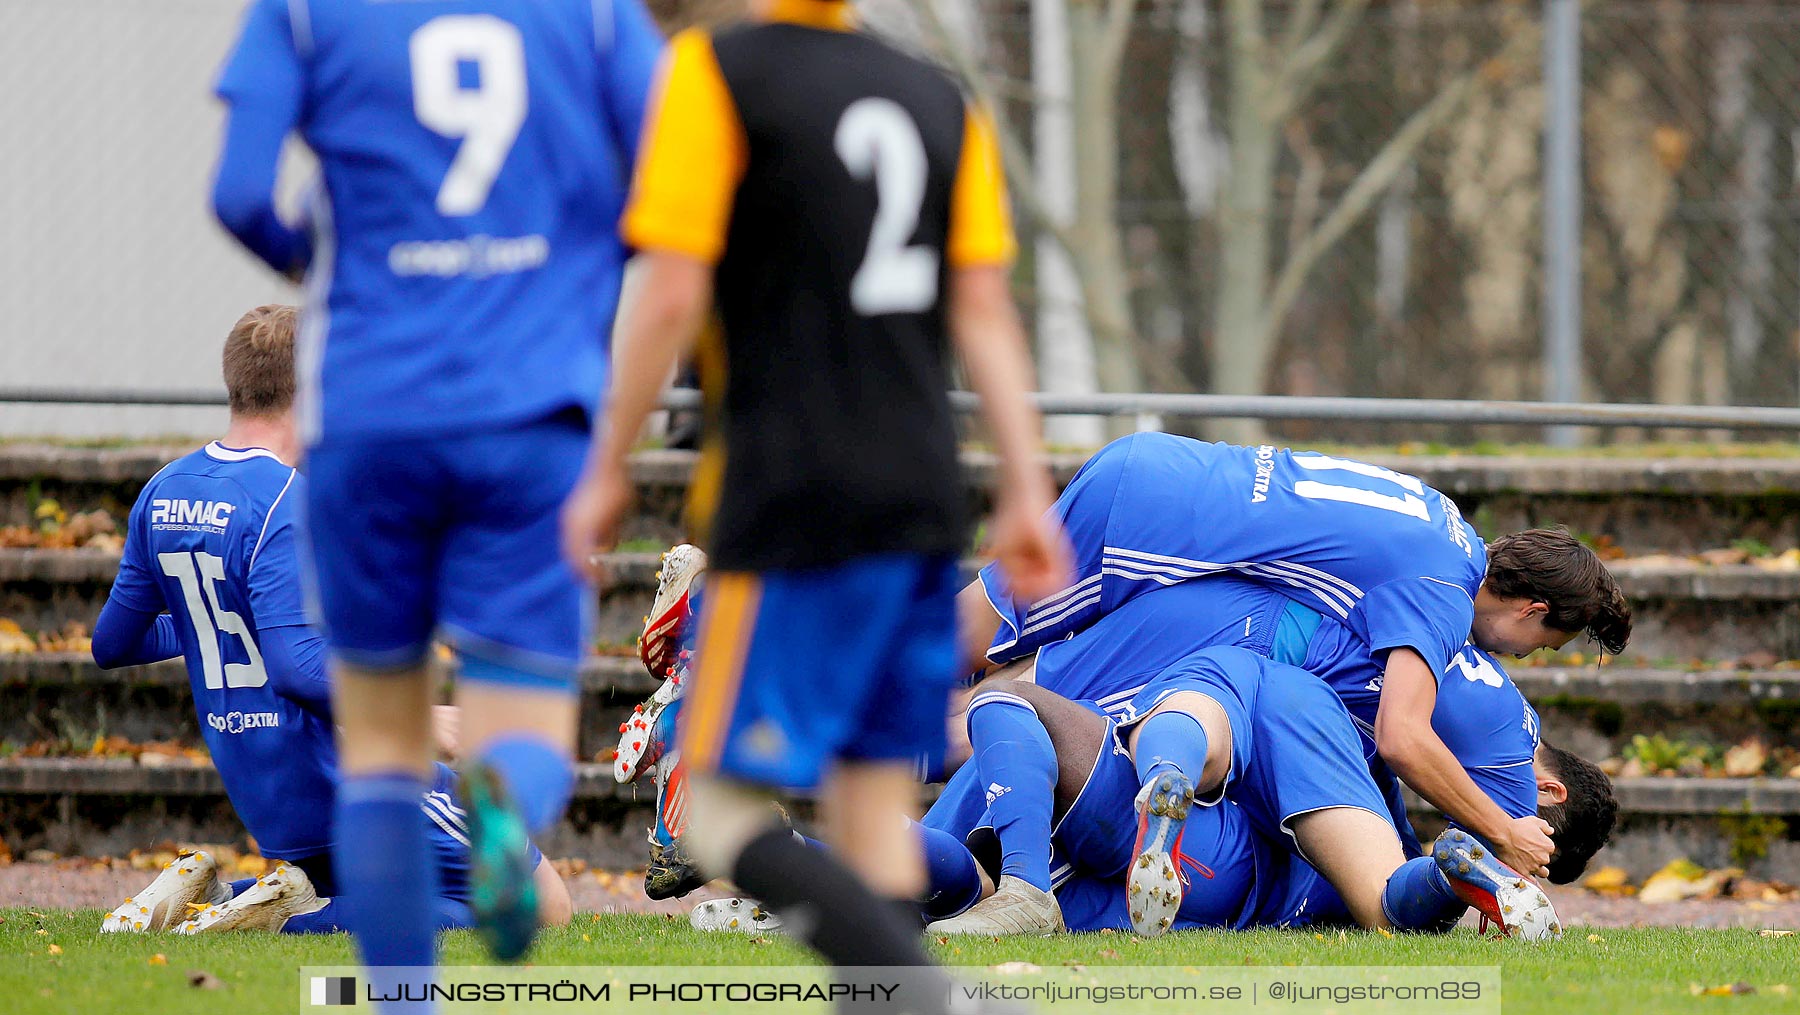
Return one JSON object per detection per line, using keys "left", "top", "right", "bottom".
{"left": 946, "top": 103, "right": 1017, "bottom": 268}
{"left": 619, "top": 29, "right": 747, "bottom": 264}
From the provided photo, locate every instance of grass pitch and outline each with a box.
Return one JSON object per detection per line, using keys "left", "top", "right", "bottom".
{"left": 3, "top": 909, "right": 1795, "bottom": 1014}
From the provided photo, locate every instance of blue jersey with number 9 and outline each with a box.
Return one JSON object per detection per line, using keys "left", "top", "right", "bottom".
{"left": 214, "top": 0, "right": 663, "bottom": 444}
{"left": 107, "top": 444, "right": 335, "bottom": 859}
{"left": 983, "top": 433, "right": 1487, "bottom": 677}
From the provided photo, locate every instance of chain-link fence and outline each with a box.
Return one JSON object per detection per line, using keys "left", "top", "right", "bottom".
{"left": 8, "top": 0, "right": 1800, "bottom": 442}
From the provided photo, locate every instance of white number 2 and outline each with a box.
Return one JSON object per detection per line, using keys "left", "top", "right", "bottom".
{"left": 410, "top": 16, "right": 528, "bottom": 216}
{"left": 158, "top": 551, "right": 268, "bottom": 690}
{"left": 1291, "top": 455, "right": 1430, "bottom": 520}
{"left": 835, "top": 98, "right": 940, "bottom": 316}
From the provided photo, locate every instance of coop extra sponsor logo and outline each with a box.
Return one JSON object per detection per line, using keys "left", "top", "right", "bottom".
{"left": 207, "top": 710, "right": 280, "bottom": 734}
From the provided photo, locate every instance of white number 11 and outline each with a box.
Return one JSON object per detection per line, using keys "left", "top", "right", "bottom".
{"left": 1291, "top": 455, "right": 1430, "bottom": 520}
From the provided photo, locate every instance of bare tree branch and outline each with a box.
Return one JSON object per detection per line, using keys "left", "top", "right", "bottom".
{"left": 1279, "top": 0, "right": 1326, "bottom": 58}
{"left": 1265, "top": 0, "right": 1369, "bottom": 122}
{"left": 1259, "top": 49, "right": 1511, "bottom": 349}
{"left": 912, "top": 0, "right": 1080, "bottom": 254}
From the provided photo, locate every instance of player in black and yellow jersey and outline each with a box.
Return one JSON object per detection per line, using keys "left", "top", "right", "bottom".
{"left": 562, "top": 0, "right": 1069, "bottom": 986}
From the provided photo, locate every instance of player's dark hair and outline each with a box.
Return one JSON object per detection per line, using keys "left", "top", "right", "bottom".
{"left": 222, "top": 304, "right": 298, "bottom": 416}
{"left": 1484, "top": 529, "right": 1632, "bottom": 655}
{"left": 1536, "top": 742, "right": 1617, "bottom": 884}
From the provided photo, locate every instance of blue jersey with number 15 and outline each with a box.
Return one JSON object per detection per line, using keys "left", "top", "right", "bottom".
{"left": 106, "top": 444, "right": 335, "bottom": 859}
{"left": 214, "top": 0, "right": 663, "bottom": 444}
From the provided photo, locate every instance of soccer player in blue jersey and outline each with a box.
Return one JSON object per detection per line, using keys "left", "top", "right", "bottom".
{"left": 211, "top": 0, "right": 662, "bottom": 986}
{"left": 960, "top": 433, "right": 1630, "bottom": 881}
{"left": 934, "top": 575, "right": 1615, "bottom": 934}
{"left": 917, "top": 665, "right": 1600, "bottom": 939}
{"left": 91, "top": 306, "right": 571, "bottom": 937}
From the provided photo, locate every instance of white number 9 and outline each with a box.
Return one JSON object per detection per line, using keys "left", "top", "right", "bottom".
{"left": 410, "top": 15, "right": 528, "bottom": 216}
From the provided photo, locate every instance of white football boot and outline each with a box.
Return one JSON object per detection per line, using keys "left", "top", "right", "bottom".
{"left": 101, "top": 849, "right": 228, "bottom": 933}
{"left": 690, "top": 897, "right": 784, "bottom": 934}
{"left": 1126, "top": 769, "right": 1194, "bottom": 938}
{"left": 1432, "top": 828, "right": 1564, "bottom": 941}
{"left": 638, "top": 543, "right": 707, "bottom": 678}
{"left": 174, "top": 862, "right": 328, "bottom": 934}
{"left": 925, "top": 876, "right": 1065, "bottom": 936}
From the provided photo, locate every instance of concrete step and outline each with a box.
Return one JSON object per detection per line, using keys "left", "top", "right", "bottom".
{"left": 15, "top": 545, "right": 1799, "bottom": 660}
{"left": 4, "top": 754, "right": 1793, "bottom": 876}
{"left": 6, "top": 649, "right": 1795, "bottom": 784}
{"left": 0, "top": 652, "right": 657, "bottom": 755}
{"left": 10, "top": 650, "right": 1795, "bottom": 709}
{"left": 15, "top": 444, "right": 1800, "bottom": 555}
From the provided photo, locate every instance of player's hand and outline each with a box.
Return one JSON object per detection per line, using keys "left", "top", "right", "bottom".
{"left": 987, "top": 487, "right": 1071, "bottom": 602}
{"left": 1496, "top": 815, "right": 1555, "bottom": 880}
{"left": 561, "top": 459, "right": 633, "bottom": 584}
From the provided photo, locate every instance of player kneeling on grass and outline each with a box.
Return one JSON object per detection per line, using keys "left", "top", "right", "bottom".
{"left": 91, "top": 306, "right": 570, "bottom": 935}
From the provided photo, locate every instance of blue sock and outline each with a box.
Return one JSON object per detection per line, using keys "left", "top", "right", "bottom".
{"left": 337, "top": 771, "right": 437, "bottom": 1015}
{"left": 227, "top": 877, "right": 256, "bottom": 898}
{"left": 1381, "top": 855, "right": 1467, "bottom": 931}
{"left": 916, "top": 821, "right": 983, "bottom": 921}
{"left": 479, "top": 733, "right": 573, "bottom": 835}
{"left": 1132, "top": 709, "right": 1209, "bottom": 788}
{"left": 966, "top": 692, "right": 1056, "bottom": 892}
{"left": 281, "top": 899, "right": 343, "bottom": 934}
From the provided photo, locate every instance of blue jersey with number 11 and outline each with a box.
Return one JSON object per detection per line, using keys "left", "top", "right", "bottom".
{"left": 215, "top": 0, "right": 663, "bottom": 443}
{"left": 985, "top": 433, "right": 1486, "bottom": 676}
{"left": 106, "top": 444, "right": 335, "bottom": 859}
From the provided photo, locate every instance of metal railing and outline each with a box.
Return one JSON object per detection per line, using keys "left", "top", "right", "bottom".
{"left": 6, "top": 387, "right": 1800, "bottom": 433}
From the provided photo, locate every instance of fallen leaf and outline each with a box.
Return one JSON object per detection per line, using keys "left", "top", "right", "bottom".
{"left": 148, "top": 954, "right": 167, "bottom": 966}
{"left": 1097, "top": 949, "right": 1120, "bottom": 959}
{"left": 27, "top": 911, "right": 47, "bottom": 918}
{"left": 1587, "top": 934, "right": 1605, "bottom": 943}
{"left": 1725, "top": 740, "right": 1769, "bottom": 778}
{"left": 187, "top": 971, "right": 223, "bottom": 990}
{"left": 46, "top": 945, "right": 61, "bottom": 956}
{"left": 991, "top": 962, "right": 1041, "bottom": 974}
{"left": 1761, "top": 930, "right": 1795, "bottom": 938}
{"left": 1639, "top": 859, "right": 1713, "bottom": 903}
{"left": 1582, "top": 866, "right": 1634, "bottom": 896}
{"left": 1703, "top": 983, "right": 1756, "bottom": 996}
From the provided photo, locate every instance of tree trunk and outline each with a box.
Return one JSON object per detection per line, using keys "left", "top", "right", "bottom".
{"left": 1033, "top": 0, "right": 1105, "bottom": 446}
{"left": 1211, "top": 0, "right": 1277, "bottom": 443}
{"left": 1068, "top": 0, "right": 1142, "bottom": 402}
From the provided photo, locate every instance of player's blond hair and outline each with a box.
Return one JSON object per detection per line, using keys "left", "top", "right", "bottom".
{"left": 222, "top": 304, "right": 297, "bottom": 417}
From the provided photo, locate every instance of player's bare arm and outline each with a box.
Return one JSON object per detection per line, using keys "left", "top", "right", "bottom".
{"left": 562, "top": 253, "right": 714, "bottom": 580}
{"left": 1376, "top": 648, "right": 1554, "bottom": 878}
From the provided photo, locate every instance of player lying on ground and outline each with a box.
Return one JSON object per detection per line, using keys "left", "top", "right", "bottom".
{"left": 917, "top": 658, "right": 1575, "bottom": 939}
{"left": 938, "top": 574, "right": 1613, "bottom": 933}
{"left": 91, "top": 306, "right": 569, "bottom": 935}
{"left": 954, "top": 432, "right": 1631, "bottom": 881}
{"left": 621, "top": 546, "right": 1614, "bottom": 911}
{"left": 696, "top": 645, "right": 1592, "bottom": 940}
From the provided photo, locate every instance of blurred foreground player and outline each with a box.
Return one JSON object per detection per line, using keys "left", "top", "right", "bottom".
{"left": 561, "top": 0, "right": 1070, "bottom": 1002}
{"left": 92, "top": 306, "right": 571, "bottom": 936}
{"left": 210, "top": 0, "right": 663, "bottom": 991}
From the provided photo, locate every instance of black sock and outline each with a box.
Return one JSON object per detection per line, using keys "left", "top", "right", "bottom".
{"left": 733, "top": 828, "right": 934, "bottom": 967}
